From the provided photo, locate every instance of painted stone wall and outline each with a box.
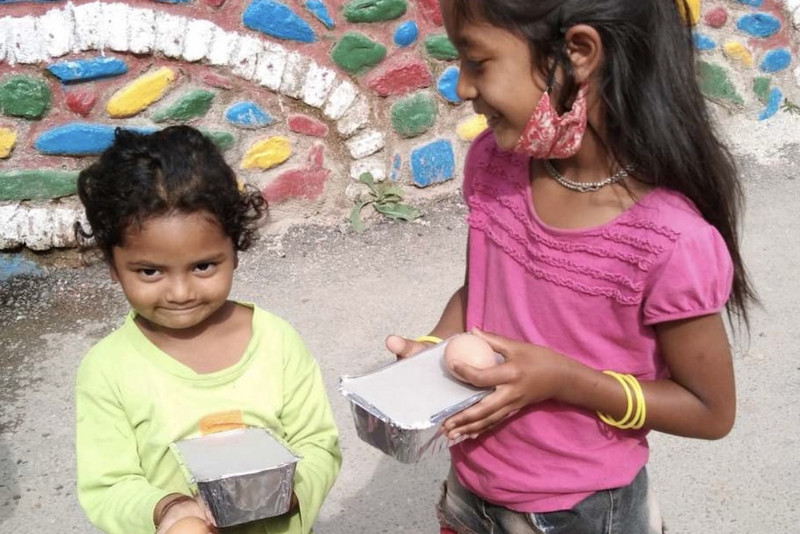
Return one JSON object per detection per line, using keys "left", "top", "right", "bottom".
{"left": 0, "top": 0, "right": 798, "bottom": 251}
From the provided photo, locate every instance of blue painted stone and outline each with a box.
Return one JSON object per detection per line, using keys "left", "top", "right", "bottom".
{"left": 758, "top": 87, "right": 782, "bottom": 120}
{"left": 47, "top": 57, "right": 128, "bottom": 83}
{"left": 244, "top": 0, "right": 316, "bottom": 43}
{"left": 34, "top": 123, "right": 157, "bottom": 156}
{"left": 411, "top": 139, "right": 455, "bottom": 187}
{"left": 0, "top": 254, "right": 43, "bottom": 284}
{"left": 737, "top": 13, "right": 781, "bottom": 38}
{"left": 390, "top": 153, "right": 401, "bottom": 181}
{"left": 693, "top": 33, "right": 716, "bottom": 51}
{"left": 760, "top": 49, "right": 792, "bottom": 73}
{"left": 225, "top": 102, "right": 274, "bottom": 129}
{"left": 735, "top": 0, "right": 762, "bottom": 6}
{"left": 305, "top": 0, "right": 334, "bottom": 29}
{"left": 437, "top": 66, "right": 460, "bottom": 103}
{"left": 394, "top": 21, "right": 419, "bottom": 47}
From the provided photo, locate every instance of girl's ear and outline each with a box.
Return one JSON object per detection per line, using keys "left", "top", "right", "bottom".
{"left": 109, "top": 263, "right": 119, "bottom": 283}
{"left": 564, "top": 24, "right": 603, "bottom": 84}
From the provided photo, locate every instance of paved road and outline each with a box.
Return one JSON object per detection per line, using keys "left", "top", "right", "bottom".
{"left": 1, "top": 112, "right": 799, "bottom": 534}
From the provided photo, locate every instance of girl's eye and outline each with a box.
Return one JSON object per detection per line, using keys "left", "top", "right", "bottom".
{"left": 464, "top": 58, "right": 486, "bottom": 71}
{"left": 139, "top": 268, "right": 160, "bottom": 278}
{"left": 194, "top": 263, "right": 216, "bottom": 274}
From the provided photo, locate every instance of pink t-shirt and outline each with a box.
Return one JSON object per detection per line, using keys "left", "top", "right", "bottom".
{"left": 451, "top": 130, "right": 734, "bottom": 513}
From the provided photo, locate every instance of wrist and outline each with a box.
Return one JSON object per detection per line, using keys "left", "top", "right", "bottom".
{"left": 154, "top": 493, "right": 194, "bottom": 527}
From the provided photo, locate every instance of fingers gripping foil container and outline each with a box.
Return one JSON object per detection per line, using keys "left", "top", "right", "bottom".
{"left": 171, "top": 428, "right": 300, "bottom": 528}
{"left": 339, "top": 340, "right": 492, "bottom": 464}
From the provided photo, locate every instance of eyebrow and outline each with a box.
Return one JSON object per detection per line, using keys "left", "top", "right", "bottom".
{"left": 125, "top": 252, "right": 228, "bottom": 269}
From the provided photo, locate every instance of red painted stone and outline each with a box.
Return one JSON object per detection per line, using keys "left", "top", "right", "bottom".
{"left": 262, "top": 144, "right": 330, "bottom": 203}
{"left": 65, "top": 89, "right": 98, "bottom": 116}
{"left": 203, "top": 0, "right": 228, "bottom": 7}
{"left": 704, "top": 7, "right": 728, "bottom": 29}
{"left": 288, "top": 114, "right": 328, "bottom": 137}
{"left": 415, "top": 0, "right": 443, "bottom": 26}
{"left": 202, "top": 72, "right": 234, "bottom": 89}
{"left": 366, "top": 55, "right": 433, "bottom": 97}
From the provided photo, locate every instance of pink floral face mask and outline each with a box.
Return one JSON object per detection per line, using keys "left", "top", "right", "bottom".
{"left": 513, "top": 84, "right": 589, "bottom": 159}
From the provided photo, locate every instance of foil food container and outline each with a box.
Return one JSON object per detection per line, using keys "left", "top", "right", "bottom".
{"left": 171, "top": 427, "right": 300, "bottom": 528}
{"left": 340, "top": 340, "right": 492, "bottom": 463}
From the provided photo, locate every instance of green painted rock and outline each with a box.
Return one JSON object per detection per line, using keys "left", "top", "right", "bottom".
{"left": 332, "top": 33, "right": 387, "bottom": 74}
{"left": 152, "top": 90, "right": 215, "bottom": 123}
{"left": 344, "top": 0, "right": 407, "bottom": 22}
{"left": 753, "top": 77, "right": 771, "bottom": 104}
{"left": 391, "top": 92, "right": 437, "bottom": 137}
{"left": 424, "top": 34, "right": 458, "bottom": 61}
{"left": 201, "top": 130, "right": 236, "bottom": 151}
{"left": 0, "top": 170, "right": 78, "bottom": 201}
{"left": 0, "top": 76, "right": 52, "bottom": 120}
{"left": 697, "top": 61, "right": 743, "bottom": 106}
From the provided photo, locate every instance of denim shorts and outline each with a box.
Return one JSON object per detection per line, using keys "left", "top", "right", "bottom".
{"left": 436, "top": 467, "right": 664, "bottom": 534}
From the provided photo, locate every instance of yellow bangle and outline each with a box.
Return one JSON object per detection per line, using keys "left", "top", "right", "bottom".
{"left": 598, "top": 371, "right": 646, "bottom": 430}
{"left": 598, "top": 371, "right": 633, "bottom": 428}
{"left": 623, "top": 374, "right": 646, "bottom": 430}
{"left": 414, "top": 335, "right": 443, "bottom": 345}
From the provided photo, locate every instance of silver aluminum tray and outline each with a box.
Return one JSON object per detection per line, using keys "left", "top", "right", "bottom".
{"left": 172, "top": 427, "right": 300, "bottom": 528}
{"left": 340, "top": 340, "right": 492, "bottom": 463}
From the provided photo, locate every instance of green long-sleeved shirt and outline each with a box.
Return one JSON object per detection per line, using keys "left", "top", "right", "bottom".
{"left": 76, "top": 303, "right": 341, "bottom": 534}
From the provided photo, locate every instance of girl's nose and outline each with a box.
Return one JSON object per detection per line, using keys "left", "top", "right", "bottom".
{"left": 165, "top": 276, "right": 194, "bottom": 303}
{"left": 456, "top": 67, "right": 478, "bottom": 101}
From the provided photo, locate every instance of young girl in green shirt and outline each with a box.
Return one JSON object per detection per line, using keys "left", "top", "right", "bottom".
{"left": 75, "top": 126, "right": 341, "bottom": 534}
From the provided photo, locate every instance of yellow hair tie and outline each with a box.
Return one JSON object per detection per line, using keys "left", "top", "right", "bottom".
{"left": 414, "top": 335, "right": 443, "bottom": 345}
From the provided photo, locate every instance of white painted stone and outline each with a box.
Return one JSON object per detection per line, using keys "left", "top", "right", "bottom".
{"left": 336, "top": 96, "right": 371, "bottom": 138}
{"left": 182, "top": 19, "right": 218, "bottom": 63}
{"left": 0, "top": 17, "right": 10, "bottom": 64}
{"left": 73, "top": 2, "right": 105, "bottom": 52}
{"left": 302, "top": 62, "right": 337, "bottom": 109}
{"left": 350, "top": 156, "right": 388, "bottom": 182}
{"left": 19, "top": 205, "right": 54, "bottom": 251}
{"left": 39, "top": 8, "right": 74, "bottom": 58}
{"left": 102, "top": 4, "right": 130, "bottom": 52}
{"left": 9, "top": 16, "right": 46, "bottom": 65}
{"left": 127, "top": 8, "right": 156, "bottom": 55}
{"left": 207, "top": 26, "right": 239, "bottom": 66}
{"left": 0, "top": 204, "right": 22, "bottom": 250}
{"left": 346, "top": 129, "right": 385, "bottom": 160}
{"left": 323, "top": 81, "right": 358, "bottom": 121}
{"left": 49, "top": 202, "right": 83, "bottom": 249}
{"left": 280, "top": 51, "right": 310, "bottom": 100}
{"left": 254, "top": 41, "right": 289, "bottom": 91}
{"left": 230, "top": 35, "right": 262, "bottom": 81}
{"left": 155, "top": 12, "right": 187, "bottom": 59}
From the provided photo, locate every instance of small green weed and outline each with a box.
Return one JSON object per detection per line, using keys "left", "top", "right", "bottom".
{"left": 350, "top": 172, "right": 421, "bottom": 233}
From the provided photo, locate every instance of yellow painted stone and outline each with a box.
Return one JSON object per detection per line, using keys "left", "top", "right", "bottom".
{"left": 107, "top": 67, "right": 176, "bottom": 118}
{"left": 241, "top": 137, "right": 292, "bottom": 170}
{"left": 677, "top": 0, "right": 700, "bottom": 26}
{"left": 723, "top": 41, "right": 754, "bottom": 67}
{"left": 457, "top": 114, "right": 488, "bottom": 141}
{"left": 0, "top": 128, "right": 17, "bottom": 158}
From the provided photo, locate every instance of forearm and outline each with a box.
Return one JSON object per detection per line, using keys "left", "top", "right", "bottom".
{"left": 429, "top": 285, "right": 468, "bottom": 339}
{"left": 558, "top": 358, "right": 736, "bottom": 440}
{"left": 79, "top": 476, "right": 172, "bottom": 534}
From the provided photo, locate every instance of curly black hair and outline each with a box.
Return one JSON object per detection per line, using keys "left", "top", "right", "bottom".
{"left": 76, "top": 125, "right": 267, "bottom": 260}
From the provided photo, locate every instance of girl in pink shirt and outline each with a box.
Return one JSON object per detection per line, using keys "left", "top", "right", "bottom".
{"left": 386, "top": 1, "right": 756, "bottom": 533}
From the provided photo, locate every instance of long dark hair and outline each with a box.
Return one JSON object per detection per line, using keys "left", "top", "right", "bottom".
{"left": 451, "top": 0, "right": 756, "bottom": 324}
{"left": 76, "top": 126, "right": 267, "bottom": 260}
